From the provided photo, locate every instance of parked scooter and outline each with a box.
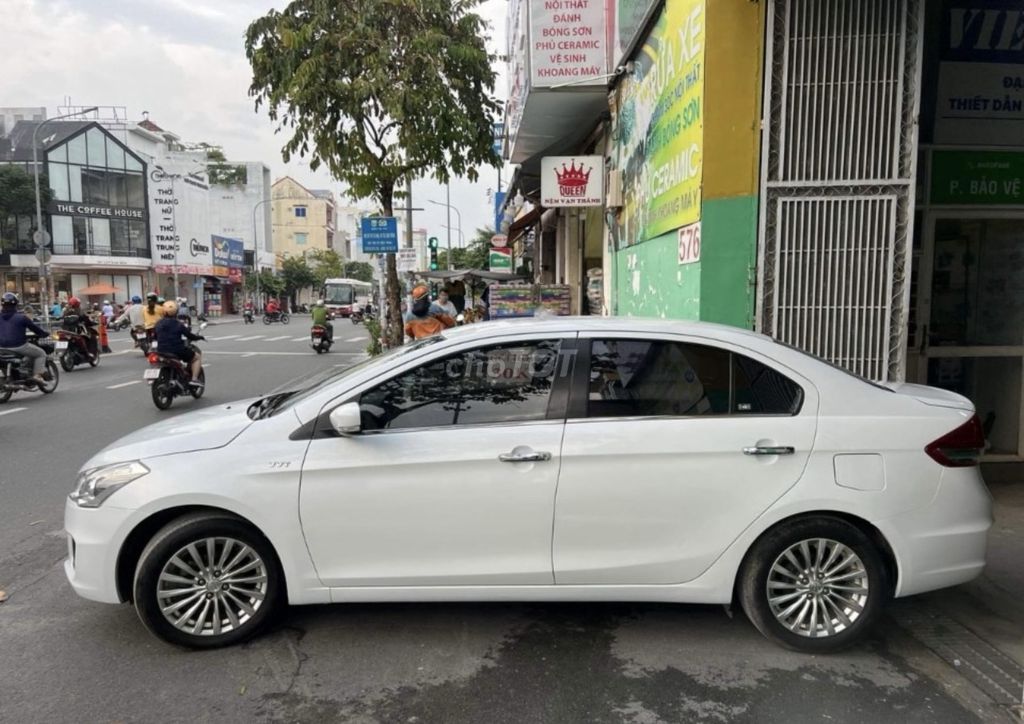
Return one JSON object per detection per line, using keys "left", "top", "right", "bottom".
{"left": 310, "top": 324, "right": 332, "bottom": 354}
{"left": 0, "top": 334, "right": 60, "bottom": 402}
{"left": 145, "top": 323, "right": 208, "bottom": 410}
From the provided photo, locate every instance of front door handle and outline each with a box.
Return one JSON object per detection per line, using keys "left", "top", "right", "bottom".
{"left": 499, "top": 450, "right": 552, "bottom": 463}
{"left": 743, "top": 446, "right": 795, "bottom": 456}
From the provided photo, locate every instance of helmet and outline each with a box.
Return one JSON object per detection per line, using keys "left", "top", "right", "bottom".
{"left": 131, "top": 295, "right": 142, "bottom": 304}
{"left": 146, "top": 291, "right": 158, "bottom": 301}
{"left": 103, "top": 299, "right": 110, "bottom": 304}
{"left": 162, "top": 300, "right": 178, "bottom": 316}
{"left": 1, "top": 292, "right": 17, "bottom": 307}
{"left": 67, "top": 296, "right": 81, "bottom": 309}
{"left": 316, "top": 299, "right": 324, "bottom": 306}
{"left": 411, "top": 285, "right": 429, "bottom": 301}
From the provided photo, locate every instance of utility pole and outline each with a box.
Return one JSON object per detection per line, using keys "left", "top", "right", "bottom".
{"left": 405, "top": 174, "right": 413, "bottom": 250}
{"left": 445, "top": 182, "right": 452, "bottom": 270}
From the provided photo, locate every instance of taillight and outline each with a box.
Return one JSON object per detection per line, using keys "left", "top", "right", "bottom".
{"left": 925, "top": 414, "right": 985, "bottom": 467}
{"left": 147, "top": 353, "right": 160, "bottom": 364}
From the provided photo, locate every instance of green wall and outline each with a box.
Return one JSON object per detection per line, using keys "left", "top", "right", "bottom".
{"left": 613, "top": 194, "right": 757, "bottom": 327}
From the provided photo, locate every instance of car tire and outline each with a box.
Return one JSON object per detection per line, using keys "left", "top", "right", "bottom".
{"left": 738, "top": 516, "right": 888, "bottom": 653}
{"left": 133, "top": 513, "right": 283, "bottom": 649}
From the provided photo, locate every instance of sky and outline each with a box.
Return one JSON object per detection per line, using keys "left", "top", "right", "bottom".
{"left": 0, "top": 0, "right": 510, "bottom": 247}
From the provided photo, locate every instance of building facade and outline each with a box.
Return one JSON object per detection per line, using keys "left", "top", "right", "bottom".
{"left": 271, "top": 176, "right": 335, "bottom": 264}
{"left": 502, "top": 0, "right": 1024, "bottom": 462}
{"left": 1, "top": 119, "right": 151, "bottom": 305}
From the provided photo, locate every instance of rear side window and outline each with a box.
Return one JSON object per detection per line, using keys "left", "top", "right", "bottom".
{"left": 586, "top": 339, "right": 802, "bottom": 418}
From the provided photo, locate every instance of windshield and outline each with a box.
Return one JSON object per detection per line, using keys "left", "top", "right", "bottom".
{"left": 324, "top": 284, "right": 355, "bottom": 305}
{"left": 247, "top": 336, "right": 445, "bottom": 419}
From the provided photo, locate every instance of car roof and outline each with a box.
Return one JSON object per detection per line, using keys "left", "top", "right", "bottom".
{"left": 439, "top": 317, "right": 775, "bottom": 345}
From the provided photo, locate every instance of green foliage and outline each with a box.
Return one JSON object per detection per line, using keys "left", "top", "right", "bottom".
{"left": 306, "top": 248, "right": 344, "bottom": 287}
{"left": 243, "top": 269, "right": 284, "bottom": 298}
{"left": 200, "top": 143, "right": 247, "bottom": 186}
{"left": 437, "top": 227, "right": 493, "bottom": 270}
{"left": 0, "top": 166, "right": 49, "bottom": 246}
{"left": 281, "top": 255, "right": 318, "bottom": 303}
{"left": 364, "top": 315, "right": 383, "bottom": 356}
{"left": 343, "top": 261, "right": 375, "bottom": 283}
{"left": 245, "top": 0, "right": 501, "bottom": 346}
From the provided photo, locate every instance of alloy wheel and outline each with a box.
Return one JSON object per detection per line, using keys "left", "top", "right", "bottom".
{"left": 766, "top": 538, "right": 869, "bottom": 638}
{"left": 156, "top": 537, "right": 269, "bottom": 637}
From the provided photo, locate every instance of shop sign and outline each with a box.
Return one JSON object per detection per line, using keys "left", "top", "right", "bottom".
{"left": 494, "top": 191, "right": 508, "bottom": 232}
{"left": 930, "top": 150, "right": 1024, "bottom": 205}
{"left": 211, "top": 235, "right": 245, "bottom": 268}
{"left": 360, "top": 217, "right": 399, "bottom": 253}
{"left": 189, "top": 238, "right": 210, "bottom": 258}
{"left": 397, "top": 248, "right": 418, "bottom": 272}
{"left": 614, "top": 0, "right": 705, "bottom": 243}
{"left": 677, "top": 221, "right": 701, "bottom": 265}
{"left": 153, "top": 264, "right": 215, "bottom": 275}
{"left": 49, "top": 202, "right": 144, "bottom": 220}
{"left": 935, "top": 1, "right": 1024, "bottom": 145}
{"left": 491, "top": 234, "right": 509, "bottom": 248}
{"left": 529, "top": 0, "right": 608, "bottom": 88}
{"left": 541, "top": 156, "right": 603, "bottom": 207}
{"left": 489, "top": 247, "right": 513, "bottom": 270}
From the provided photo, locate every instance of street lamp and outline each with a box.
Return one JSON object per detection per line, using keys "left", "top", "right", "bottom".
{"left": 33, "top": 107, "right": 98, "bottom": 325}
{"left": 427, "top": 197, "right": 462, "bottom": 270}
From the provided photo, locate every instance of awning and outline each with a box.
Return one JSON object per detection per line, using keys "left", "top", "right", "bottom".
{"left": 413, "top": 269, "right": 530, "bottom": 283}
{"left": 508, "top": 206, "right": 542, "bottom": 234}
{"left": 76, "top": 283, "right": 123, "bottom": 296}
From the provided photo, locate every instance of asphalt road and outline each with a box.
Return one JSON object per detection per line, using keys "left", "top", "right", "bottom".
{"left": 0, "top": 317, "right": 1013, "bottom": 723}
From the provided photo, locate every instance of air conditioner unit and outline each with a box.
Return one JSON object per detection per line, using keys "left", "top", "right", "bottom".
{"left": 606, "top": 170, "right": 623, "bottom": 209}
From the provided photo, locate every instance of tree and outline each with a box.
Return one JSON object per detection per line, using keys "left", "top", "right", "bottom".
{"left": 439, "top": 226, "right": 493, "bottom": 271}
{"left": 307, "top": 248, "right": 344, "bottom": 287}
{"left": 342, "top": 261, "right": 375, "bottom": 283}
{"left": 243, "top": 269, "right": 284, "bottom": 299}
{"left": 245, "top": 0, "right": 500, "bottom": 345}
{"left": 0, "top": 166, "right": 49, "bottom": 246}
{"left": 200, "top": 143, "right": 247, "bottom": 186}
{"left": 281, "top": 255, "right": 318, "bottom": 307}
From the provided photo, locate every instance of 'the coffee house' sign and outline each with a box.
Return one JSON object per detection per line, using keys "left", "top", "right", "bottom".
{"left": 49, "top": 202, "right": 145, "bottom": 220}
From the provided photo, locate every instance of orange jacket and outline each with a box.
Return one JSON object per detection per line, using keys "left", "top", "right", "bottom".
{"left": 404, "top": 313, "right": 454, "bottom": 340}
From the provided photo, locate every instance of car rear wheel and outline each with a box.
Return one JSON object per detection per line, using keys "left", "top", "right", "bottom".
{"left": 133, "top": 513, "right": 283, "bottom": 648}
{"left": 738, "top": 517, "right": 887, "bottom": 653}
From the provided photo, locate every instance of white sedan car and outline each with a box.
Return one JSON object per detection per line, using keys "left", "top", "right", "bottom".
{"left": 64, "top": 318, "right": 992, "bottom": 652}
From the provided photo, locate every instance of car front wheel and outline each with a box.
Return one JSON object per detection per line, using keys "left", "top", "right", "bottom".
{"left": 738, "top": 517, "right": 888, "bottom": 653}
{"left": 133, "top": 513, "right": 283, "bottom": 648}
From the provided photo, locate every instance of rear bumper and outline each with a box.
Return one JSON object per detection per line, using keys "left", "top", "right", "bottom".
{"left": 879, "top": 467, "right": 993, "bottom": 598}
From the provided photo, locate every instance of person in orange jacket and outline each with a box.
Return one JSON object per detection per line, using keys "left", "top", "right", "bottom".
{"left": 404, "top": 285, "right": 454, "bottom": 340}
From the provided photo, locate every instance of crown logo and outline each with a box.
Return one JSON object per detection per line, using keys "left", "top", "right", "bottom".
{"left": 555, "top": 161, "right": 591, "bottom": 197}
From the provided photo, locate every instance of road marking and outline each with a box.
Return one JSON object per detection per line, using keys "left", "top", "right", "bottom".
{"left": 107, "top": 380, "right": 141, "bottom": 389}
{"left": 346, "top": 337, "right": 365, "bottom": 342}
{"left": 236, "top": 335, "right": 265, "bottom": 342}
{"left": 0, "top": 407, "right": 27, "bottom": 417}
{"left": 241, "top": 352, "right": 256, "bottom": 358}
{"left": 266, "top": 335, "right": 292, "bottom": 341}
{"left": 291, "top": 336, "right": 309, "bottom": 342}
{"left": 206, "top": 334, "right": 241, "bottom": 341}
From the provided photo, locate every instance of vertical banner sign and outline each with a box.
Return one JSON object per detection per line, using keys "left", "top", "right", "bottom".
{"left": 935, "top": 1, "right": 1024, "bottom": 145}
{"left": 494, "top": 191, "right": 508, "bottom": 232}
{"left": 529, "top": 0, "right": 609, "bottom": 88}
{"left": 360, "top": 217, "right": 399, "bottom": 253}
{"left": 615, "top": 0, "right": 705, "bottom": 244}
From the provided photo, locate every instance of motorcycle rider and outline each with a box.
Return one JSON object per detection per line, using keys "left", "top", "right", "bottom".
{"left": 114, "top": 295, "right": 145, "bottom": 328}
{"left": 404, "top": 285, "right": 455, "bottom": 340}
{"left": 265, "top": 297, "right": 280, "bottom": 321}
{"left": 142, "top": 292, "right": 163, "bottom": 332}
{"left": 310, "top": 299, "right": 333, "bottom": 343}
{"left": 0, "top": 292, "right": 50, "bottom": 385}
{"left": 154, "top": 300, "right": 205, "bottom": 388}
{"left": 62, "top": 297, "right": 98, "bottom": 360}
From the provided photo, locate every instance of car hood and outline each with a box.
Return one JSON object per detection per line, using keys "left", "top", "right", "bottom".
{"left": 83, "top": 399, "right": 258, "bottom": 468}
{"left": 882, "top": 382, "right": 975, "bottom": 411}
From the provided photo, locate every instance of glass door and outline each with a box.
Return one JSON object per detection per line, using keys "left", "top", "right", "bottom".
{"left": 915, "top": 212, "right": 1024, "bottom": 460}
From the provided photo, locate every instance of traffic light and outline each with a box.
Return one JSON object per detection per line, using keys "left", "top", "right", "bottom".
{"left": 428, "top": 236, "right": 439, "bottom": 270}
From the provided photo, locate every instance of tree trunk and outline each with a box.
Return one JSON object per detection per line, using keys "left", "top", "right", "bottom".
{"left": 381, "top": 192, "right": 404, "bottom": 347}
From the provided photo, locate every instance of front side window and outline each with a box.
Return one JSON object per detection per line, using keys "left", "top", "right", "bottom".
{"left": 586, "top": 339, "right": 802, "bottom": 418}
{"left": 360, "top": 340, "right": 564, "bottom": 431}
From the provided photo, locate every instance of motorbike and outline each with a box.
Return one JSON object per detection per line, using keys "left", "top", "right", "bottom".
{"left": 53, "top": 317, "right": 100, "bottom": 371}
{"left": 310, "top": 324, "right": 332, "bottom": 354}
{"left": 0, "top": 335, "right": 60, "bottom": 402}
{"left": 109, "top": 316, "right": 130, "bottom": 332}
{"left": 262, "top": 311, "right": 290, "bottom": 325}
{"left": 145, "top": 323, "right": 208, "bottom": 410}
{"left": 350, "top": 309, "right": 364, "bottom": 325}
{"left": 243, "top": 308, "right": 255, "bottom": 324}
{"left": 130, "top": 326, "right": 154, "bottom": 355}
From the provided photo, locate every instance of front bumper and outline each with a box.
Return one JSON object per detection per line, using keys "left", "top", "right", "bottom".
{"left": 63, "top": 496, "right": 134, "bottom": 604}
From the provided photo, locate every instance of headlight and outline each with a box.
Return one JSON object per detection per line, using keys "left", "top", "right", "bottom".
{"left": 70, "top": 461, "right": 149, "bottom": 508}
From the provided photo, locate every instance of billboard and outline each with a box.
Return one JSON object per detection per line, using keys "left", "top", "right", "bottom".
{"left": 541, "top": 156, "right": 604, "bottom": 207}
{"left": 614, "top": 0, "right": 705, "bottom": 244}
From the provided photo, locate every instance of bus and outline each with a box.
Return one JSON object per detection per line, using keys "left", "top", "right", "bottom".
{"left": 322, "top": 277, "right": 373, "bottom": 317}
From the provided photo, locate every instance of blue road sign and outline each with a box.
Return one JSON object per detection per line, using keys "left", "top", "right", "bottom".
{"left": 361, "top": 217, "right": 399, "bottom": 253}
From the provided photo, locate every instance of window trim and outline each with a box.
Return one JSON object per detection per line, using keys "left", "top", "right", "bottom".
{"left": 570, "top": 335, "right": 806, "bottom": 421}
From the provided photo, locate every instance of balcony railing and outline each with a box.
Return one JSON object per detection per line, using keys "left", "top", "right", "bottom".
{"left": 0, "top": 240, "right": 150, "bottom": 258}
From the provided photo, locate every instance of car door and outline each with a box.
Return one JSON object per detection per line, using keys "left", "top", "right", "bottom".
{"left": 299, "top": 335, "right": 574, "bottom": 588}
{"left": 553, "top": 334, "right": 818, "bottom": 585}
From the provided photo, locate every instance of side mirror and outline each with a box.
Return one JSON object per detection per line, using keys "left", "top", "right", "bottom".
{"left": 329, "top": 402, "right": 362, "bottom": 436}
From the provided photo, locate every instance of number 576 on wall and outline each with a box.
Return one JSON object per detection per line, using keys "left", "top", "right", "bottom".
{"left": 678, "top": 222, "right": 701, "bottom": 266}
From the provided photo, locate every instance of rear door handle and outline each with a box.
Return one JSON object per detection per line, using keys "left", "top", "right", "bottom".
{"left": 499, "top": 451, "right": 552, "bottom": 463}
{"left": 743, "top": 446, "right": 795, "bottom": 456}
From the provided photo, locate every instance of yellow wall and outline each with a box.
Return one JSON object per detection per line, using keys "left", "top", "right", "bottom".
{"left": 702, "top": 0, "right": 765, "bottom": 200}
{"left": 271, "top": 177, "right": 334, "bottom": 264}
